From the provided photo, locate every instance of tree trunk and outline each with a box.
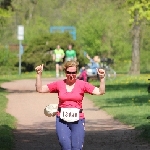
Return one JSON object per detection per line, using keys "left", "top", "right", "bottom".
{"left": 129, "top": 11, "right": 141, "bottom": 75}
{"left": 26, "top": 1, "right": 37, "bottom": 25}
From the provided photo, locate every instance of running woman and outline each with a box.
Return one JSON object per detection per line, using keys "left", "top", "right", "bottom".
{"left": 65, "top": 44, "right": 77, "bottom": 61}
{"left": 35, "top": 60, "right": 105, "bottom": 150}
{"left": 53, "top": 45, "right": 65, "bottom": 77}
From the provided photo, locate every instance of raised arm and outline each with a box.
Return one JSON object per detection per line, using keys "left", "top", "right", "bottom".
{"left": 35, "top": 64, "right": 49, "bottom": 93}
{"left": 86, "top": 54, "right": 91, "bottom": 60}
{"left": 92, "top": 68, "right": 105, "bottom": 95}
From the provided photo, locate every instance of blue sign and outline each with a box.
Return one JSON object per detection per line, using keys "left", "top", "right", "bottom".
{"left": 20, "top": 44, "right": 24, "bottom": 55}
{"left": 50, "top": 26, "right": 76, "bottom": 40}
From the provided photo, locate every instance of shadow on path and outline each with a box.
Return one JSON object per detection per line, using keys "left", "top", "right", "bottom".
{"left": 12, "top": 120, "right": 150, "bottom": 150}
{"left": 13, "top": 128, "right": 149, "bottom": 150}
{"left": 1, "top": 78, "right": 150, "bottom": 150}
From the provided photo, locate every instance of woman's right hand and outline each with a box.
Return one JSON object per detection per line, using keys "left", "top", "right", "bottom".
{"left": 35, "top": 64, "right": 43, "bottom": 74}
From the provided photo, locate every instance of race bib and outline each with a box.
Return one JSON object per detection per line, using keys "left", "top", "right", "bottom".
{"left": 60, "top": 108, "right": 80, "bottom": 122}
{"left": 56, "top": 54, "right": 62, "bottom": 59}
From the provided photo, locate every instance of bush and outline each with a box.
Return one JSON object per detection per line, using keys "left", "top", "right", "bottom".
{"left": 22, "top": 32, "right": 75, "bottom": 72}
{"left": 0, "top": 46, "right": 18, "bottom": 75}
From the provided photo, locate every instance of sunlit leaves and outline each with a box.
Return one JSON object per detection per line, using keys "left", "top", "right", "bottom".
{"left": 127, "top": 0, "right": 150, "bottom": 24}
{"left": 0, "top": 8, "right": 11, "bottom": 36}
{"left": 0, "top": 8, "right": 11, "bottom": 18}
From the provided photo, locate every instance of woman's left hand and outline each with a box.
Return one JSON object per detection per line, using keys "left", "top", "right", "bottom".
{"left": 97, "top": 68, "right": 105, "bottom": 79}
{"left": 35, "top": 64, "right": 43, "bottom": 74}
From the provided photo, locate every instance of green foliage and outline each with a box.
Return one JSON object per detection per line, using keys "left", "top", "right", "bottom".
{"left": 126, "top": 0, "right": 150, "bottom": 74}
{"left": 140, "top": 25, "right": 150, "bottom": 73}
{"left": 0, "top": 45, "right": 18, "bottom": 75}
{"left": 127, "top": 0, "right": 150, "bottom": 24}
{"left": 24, "top": 16, "right": 50, "bottom": 44}
{"left": 22, "top": 32, "right": 77, "bottom": 72}
{"left": 0, "top": 0, "right": 149, "bottom": 74}
{"left": 0, "top": 8, "right": 12, "bottom": 41}
{"left": 76, "top": 2, "right": 132, "bottom": 72}
{"left": 77, "top": 11, "right": 106, "bottom": 56}
{"left": 0, "top": 8, "right": 10, "bottom": 18}
{"left": 0, "top": 80, "right": 16, "bottom": 149}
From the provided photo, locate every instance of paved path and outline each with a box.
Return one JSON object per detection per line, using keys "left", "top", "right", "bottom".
{"left": 1, "top": 78, "right": 150, "bottom": 150}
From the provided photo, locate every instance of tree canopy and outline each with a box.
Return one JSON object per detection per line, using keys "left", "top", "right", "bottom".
{"left": 0, "top": 0, "right": 150, "bottom": 74}
{"left": 126, "top": 0, "right": 150, "bottom": 74}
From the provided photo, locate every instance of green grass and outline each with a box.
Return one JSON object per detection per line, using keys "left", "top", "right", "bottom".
{"left": 87, "top": 74, "right": 150, "bottom": 141}
{"left": 0, "top": 79, "right": 16, "bottom": 150}
{"left": 0, "top": 71, "right": 55, "bottom": 150}
{"left": 0, "top": 70, "right": 56, "bottom": 80}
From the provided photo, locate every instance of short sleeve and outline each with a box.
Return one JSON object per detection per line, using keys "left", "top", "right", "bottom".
{"left": 61, "top": 49, "right": 65, "bottom": 55}
{"left": 83, "top": 82, "right": 95, "bottom": 94}
{"left": 65, "top": 50, "right": 68, "bottom": 56}
{"left": 47, "top": 81, "right": 58, "bottom": 93}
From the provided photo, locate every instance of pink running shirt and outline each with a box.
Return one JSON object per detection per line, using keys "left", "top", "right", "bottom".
{"left": 47, "top": 79, "right": 95, "bottom": 119}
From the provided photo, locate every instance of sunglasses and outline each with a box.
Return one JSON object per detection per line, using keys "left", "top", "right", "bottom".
{"left": 66, "top": 71, "right": 77, "bottom": 74}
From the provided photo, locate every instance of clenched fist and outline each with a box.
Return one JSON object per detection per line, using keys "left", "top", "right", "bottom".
{"left": 35, "top": 64, "right": 43, "bottom": 74}
{"left": 96, "top": 68, "right": 105, "bottom": 79}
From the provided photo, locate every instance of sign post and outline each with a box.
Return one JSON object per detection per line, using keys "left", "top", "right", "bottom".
{"left": 17, "top": 25, "right": 24, "bottom": 75}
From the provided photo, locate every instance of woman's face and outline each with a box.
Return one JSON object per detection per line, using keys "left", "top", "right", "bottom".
{"left": 68, "top": 45, "right": 72, "bottom": 50}
{"left": 65, "top": 66, "right": 77, "bottom": 83}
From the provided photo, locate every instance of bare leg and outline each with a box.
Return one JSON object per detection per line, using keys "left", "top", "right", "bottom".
{"left": 59, "top": 65, "right": 63, "bottom": 77}
{"left": 56, "top": 64, "right": 59, "bottom": 77}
